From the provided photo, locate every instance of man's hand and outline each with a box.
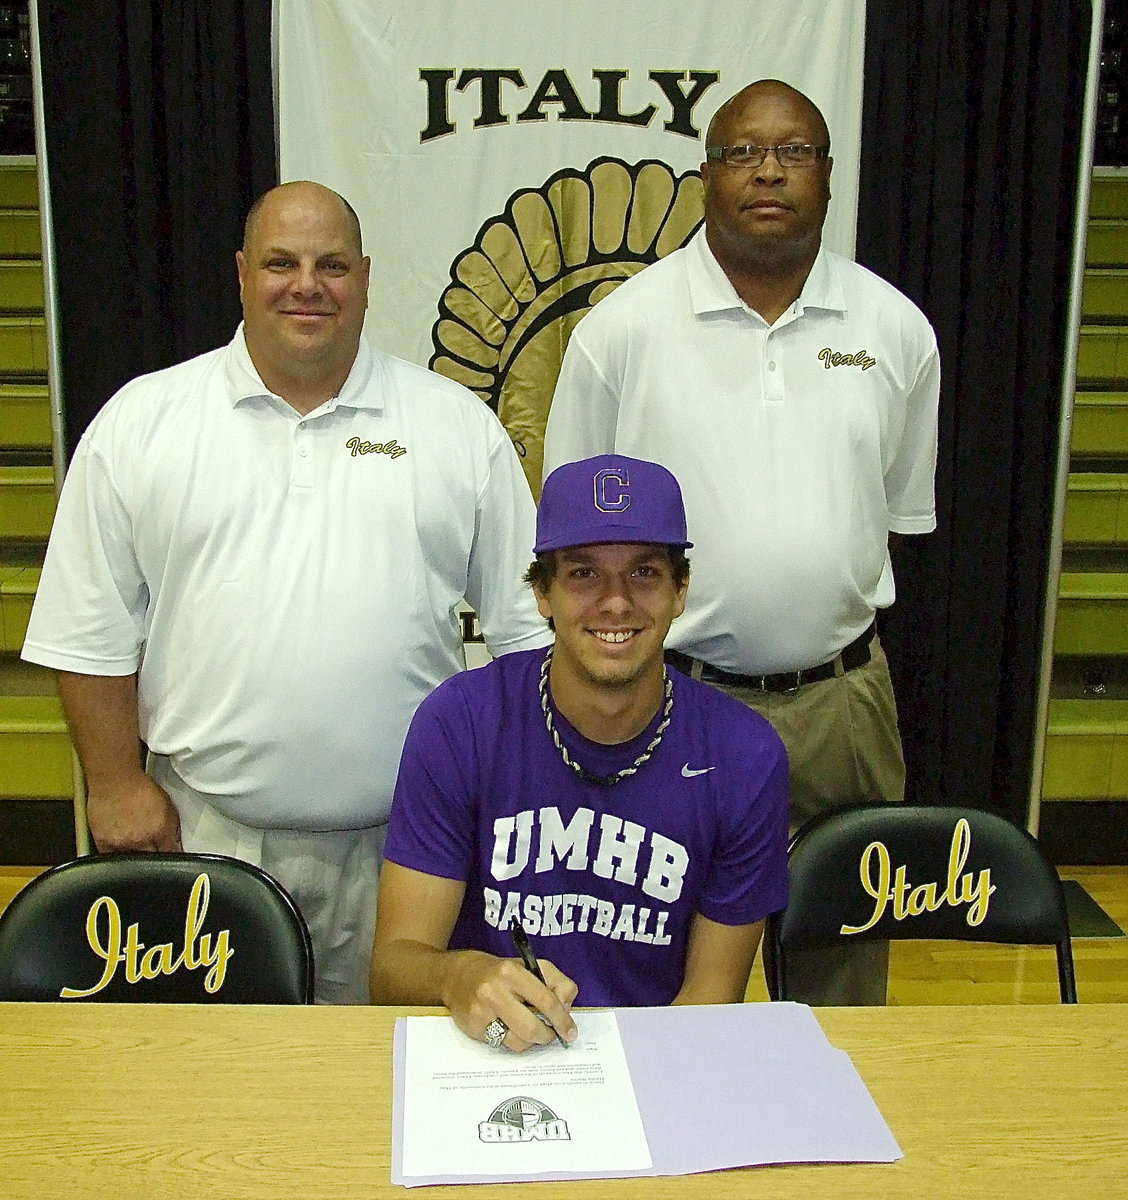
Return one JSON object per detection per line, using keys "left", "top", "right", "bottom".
{"left": 443, "top": 949, "right": 579, "bottom": 1051}
{"left": 55, "top": 671, "right": 181, "bottom": 852}
{"left": 86, "top": 775, "right": 182, "bottom": 852}
{"left": 370, "top": 862, "right": 578, "bottom": 1051}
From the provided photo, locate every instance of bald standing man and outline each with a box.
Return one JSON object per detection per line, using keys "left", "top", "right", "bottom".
{"left": 544, "top": 81, "right": 941, "bottom": 1005}
{"left": 24, "top": 182, "right": 548, "bottom": 1002}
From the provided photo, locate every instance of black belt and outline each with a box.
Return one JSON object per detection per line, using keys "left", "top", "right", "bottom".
{"left": 665, "top": 622, "right": 876, "bottom": 693}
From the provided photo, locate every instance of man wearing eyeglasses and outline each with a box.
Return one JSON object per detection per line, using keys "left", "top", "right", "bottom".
{"left": 543, "top": 80, "right": 940, "bottom": 1006}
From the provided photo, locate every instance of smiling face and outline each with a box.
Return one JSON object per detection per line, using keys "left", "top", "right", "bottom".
{"left": 535, "top": 543, "right": 687, "bottom": 700}
{"left": 701, "top": 81, "right": 832, "bottom": 274}
{"left": 236, "top": 182, "right": 371, "bottom": 406}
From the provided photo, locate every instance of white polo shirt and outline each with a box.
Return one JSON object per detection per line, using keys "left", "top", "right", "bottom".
{"left": 544, "top": 230, "right": 940, "bottom": 675}
{"left": 24, "top": 328, "right": 549, "bottom": 829}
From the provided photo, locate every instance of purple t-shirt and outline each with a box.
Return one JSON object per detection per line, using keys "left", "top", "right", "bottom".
{"left": 385, "top": 648, "right": 788, "bottom": 1008}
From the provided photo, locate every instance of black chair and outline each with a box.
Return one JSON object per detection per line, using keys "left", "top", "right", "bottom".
{"left": 764, "top": 803, "right": 1077, "bottom": 1003}
{"left": 0, "top": 852, "right": 314, "bottom": 1003}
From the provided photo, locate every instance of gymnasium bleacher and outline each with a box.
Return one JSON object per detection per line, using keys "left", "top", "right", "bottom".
{"left": 0, "top": 158, "right": 74, "bottom": 864}
{"left": 1043, "top": 174, "right": 1128, "bottom": 848}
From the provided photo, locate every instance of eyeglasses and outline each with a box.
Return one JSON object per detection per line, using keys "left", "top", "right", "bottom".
{"left": 704, "top": 144, "right": 830, "bottom": 169}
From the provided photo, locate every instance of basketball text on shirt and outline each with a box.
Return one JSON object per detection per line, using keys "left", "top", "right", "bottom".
{"left": 491, "top": 806, "right": 687, "bottom": 900}
{"left": 482, "top": 805, "right": 690, "bottom": 946}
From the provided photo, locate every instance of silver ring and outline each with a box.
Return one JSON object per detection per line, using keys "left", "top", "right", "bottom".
{"left": 483, "top": 1018, "right": 508, "bottom": 1048}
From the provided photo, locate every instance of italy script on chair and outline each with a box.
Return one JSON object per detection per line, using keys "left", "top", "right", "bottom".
{"left": 841, "top": 818, "right": 997, "bottom": 936}
{"left": 59, "top": 873, "right": 234, "bottom": 998}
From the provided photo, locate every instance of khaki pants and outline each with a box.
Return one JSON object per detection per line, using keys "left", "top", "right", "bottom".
{"left": 150, "top": 755, "right": 384, "bottom": 1005}
{"left": 716, "top": 635, "right": 905, "bottom": 1006}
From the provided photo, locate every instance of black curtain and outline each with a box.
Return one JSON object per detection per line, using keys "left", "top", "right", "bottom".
{"left": 858, "top": 0, "right": 1090, "bottom": 823}
{"left": 36, "top": 0, "right": 276, "bottom": 456}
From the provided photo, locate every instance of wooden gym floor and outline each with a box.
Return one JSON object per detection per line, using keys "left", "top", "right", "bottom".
{"left": 1, "top": 864, "right": 1126, "bottom": 1005}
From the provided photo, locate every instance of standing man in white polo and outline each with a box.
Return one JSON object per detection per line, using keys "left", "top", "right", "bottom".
{"left": 543, "top": 80, "right": 940, "bottom": 1004}
{"left": 23, "top": 181, "right": 548, "bottom": 1003}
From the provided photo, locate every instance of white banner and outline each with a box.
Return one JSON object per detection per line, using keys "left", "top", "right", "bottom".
{"left": 276, "top": 0, "right": 865, "bottom": 488}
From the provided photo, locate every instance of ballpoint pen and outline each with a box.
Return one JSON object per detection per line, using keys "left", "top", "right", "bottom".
{"left": 509, "top": 916, "right": 570, "bottom": 1048}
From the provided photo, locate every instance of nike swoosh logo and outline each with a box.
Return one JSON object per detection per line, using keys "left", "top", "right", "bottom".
{"left": 681, "top": 764, "right": 715, "bottom": 778}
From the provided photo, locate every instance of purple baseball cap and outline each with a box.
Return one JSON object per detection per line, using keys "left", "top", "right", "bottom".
{"left": 535, "top": 454, "right": 693, "bottom": 553}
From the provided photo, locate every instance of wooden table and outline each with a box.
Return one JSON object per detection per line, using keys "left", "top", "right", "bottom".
{"left": 1, "top": 1002, "right": 1126, "bottom": 1199}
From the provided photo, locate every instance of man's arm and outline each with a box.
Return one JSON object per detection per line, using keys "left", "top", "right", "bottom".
{"left": 21, "top": 429, "right": 173, "bottom": 852}
{"left": 885, "top": 323, "right": 941, "bottom": 537}
{"left": 463, "top": 413, "right": 551, "bottom": 658}
{"left": 56, "top": 671, "right": 180, "bottom": 852}
{"left": 370, "top": 861, "right": 578, "bottom": 1050}
{"left": 671, "top": 912, "right": 766, "bottom": 1006}
{"left": 542, "top": 328, "right": 621, "bottom": 478}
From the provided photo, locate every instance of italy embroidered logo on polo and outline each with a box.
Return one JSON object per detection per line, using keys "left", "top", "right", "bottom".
{"left": 345, "top": 437, "right": 407, "bottom": 459}
{"left": 818, "top": 347, "right": 876, "bottom": 371}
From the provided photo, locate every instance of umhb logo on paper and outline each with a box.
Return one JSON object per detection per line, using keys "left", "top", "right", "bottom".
{"left": 479, "top": 1096, "right": 571, "bottom": 1143}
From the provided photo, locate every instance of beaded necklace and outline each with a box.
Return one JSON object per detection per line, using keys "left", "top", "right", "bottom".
{"left": 538, "top": 647, "right": 673, "bottom": 787}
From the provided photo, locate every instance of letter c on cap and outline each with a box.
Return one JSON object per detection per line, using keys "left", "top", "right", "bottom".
{"left": 594, "top": 467, "right": 630, "bottom": 512}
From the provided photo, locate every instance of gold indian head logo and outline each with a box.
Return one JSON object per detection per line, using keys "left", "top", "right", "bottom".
{"left": 60, "top": 872, "right": 234, "bottom": 998}
{"left": 346, "top": 436, "right": 407, "bottom": 459}
{"left": 840, "top": 818, "right": 996, "bottom": 936}
{"left": 818, "top": 347, "right": 876, "bottom": 371}
{"left": 429, "top": 157, "right": 703, "bottom": 495}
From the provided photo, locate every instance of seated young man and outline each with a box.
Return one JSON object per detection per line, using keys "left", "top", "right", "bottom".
{"left": 370, "top": 454, "right": 788, "bottom": 1050}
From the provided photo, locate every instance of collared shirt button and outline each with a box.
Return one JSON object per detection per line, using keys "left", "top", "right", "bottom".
{"left": 767, "top": 361, "right": 777, "bottom": 371}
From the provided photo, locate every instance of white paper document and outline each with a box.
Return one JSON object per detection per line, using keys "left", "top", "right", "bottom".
{"left": 393, "top": 1003, "right": 902, "bottom": 1186}
{"left": 401, "top": 1010, "right": 652, "bottom": 1179}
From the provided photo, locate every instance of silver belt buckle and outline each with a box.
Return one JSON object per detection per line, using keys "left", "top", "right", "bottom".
{"left": 755, "top": 671, "right": 803, "bottom": 693}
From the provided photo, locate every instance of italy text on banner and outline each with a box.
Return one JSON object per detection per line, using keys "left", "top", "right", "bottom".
{"left": 275, "top": 1, "right": 865, "bottom": 491}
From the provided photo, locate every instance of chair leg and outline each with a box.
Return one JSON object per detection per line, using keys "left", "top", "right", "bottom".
{"left": 1057, "top": 942, "right": 1079, "bottom": 1004}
